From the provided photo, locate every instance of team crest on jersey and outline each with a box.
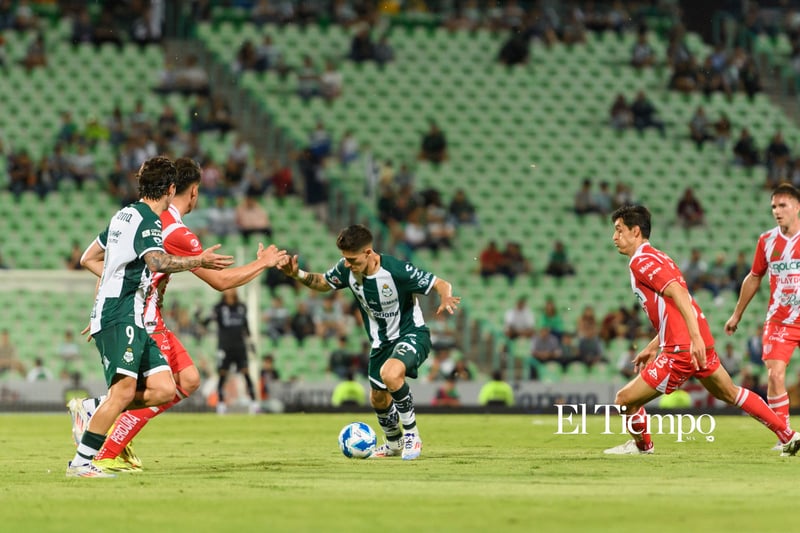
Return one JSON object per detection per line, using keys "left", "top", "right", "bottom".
{"left": 381, "top": 284, "right": 393, "bottom": 297}
{"left": 764, "top": 344, "right": 773, "bottom": 355}
{"left": 123, "top": 347, "right": 134, "bottom": 364}
{"left": 330, "top": 275, "right": 342, "bottom": 285}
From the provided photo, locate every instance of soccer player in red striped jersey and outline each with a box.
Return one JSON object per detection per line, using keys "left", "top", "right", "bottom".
{"left": 725, "top": 184, "right": 800, "bottom": 448}
{"left": 604, "top": 204, "right": 800, "bottom": 456}
{"left": 77, "top": 158, "right": 287, "bottom": 471}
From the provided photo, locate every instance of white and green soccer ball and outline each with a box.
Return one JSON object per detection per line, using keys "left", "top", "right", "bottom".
{"left": 338, "top": 422, "right": 377, "bottom": 459}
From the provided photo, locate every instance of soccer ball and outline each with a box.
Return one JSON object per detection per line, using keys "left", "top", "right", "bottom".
{"left": 338, "top": 422, "right": 377, "bottom": 459}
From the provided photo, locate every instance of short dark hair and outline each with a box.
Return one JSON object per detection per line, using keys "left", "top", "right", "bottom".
{"left": 336, "top": 224, "right": 373, "bottom": 252}
{"left": 610, "top": 204, "right": 651, "bottom": 238}
{"left": 771, "top": 183, "right": 800, "bottom": 202}
{"left": 137, "top": 156, "right": 176, "bottom": 200}
{"left": 174, "top": 157, "right": 202, "bottom": 195}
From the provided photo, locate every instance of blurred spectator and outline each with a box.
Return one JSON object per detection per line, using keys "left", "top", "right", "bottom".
{"left": 349, "top": 25, "right": 374, "bottom": 62}
{"left": 21, "top": 31, "right": 46, "bottom": 71}
{"left": 544, "top": 240, "right": 576, "bottom": 278}
{"left": 329, "top": 336, "right": 355, "bottom": 379}
{"left": 26, "top": 357, "right": 54, "bottom": 382}
{"left": 64, "top": 240, "right": 84, "bottom": 270}
{"left": 705, "top": 253, "right": 730, "bottom": 299}
{"left": 263, "top": 295, "right": 291, "bottom": 343}
{"left": 158, "top": 55, "right": 209, "bottom": 95}
{"left": 270, "top": 159, "right": 293, "bottom": 198}
{"left": 233, "top": 39, "right": 258, "bottom": 74}
{"left": 426, "top": 202, "right": 455, "bottom": 254}
{"left": 713, "top": 113, "right": 732, "bottom": 150}
{"left": 432, "top": 375, "right": 461, "bottom": 407}
{"left": 309, "top": 120, "right": 332, "bottom": 160}
{"left": 500, "top": 241, "right": 532, "bottom": 282}
{"left": 450, "top": 358, "right": 473, "bottom": 381}
{"left": 256, "top": 34, "right": 281, "bottom": 71}
{"left": 676, "top": 187, "right": 705, "bottom": 228}
{"left": 504, "top": 296, "right": 535, "bottom": 339}
{"left": 530, "top": 326, "right": 561, "bottom": 369}
{"left": 290, "top": 301, "right": 316, "bottom": 345}
{"left": 497, "top": 27, "right": 529, "bottom": 66}
{"left": 612, "top": 181, "right": 634, "bottom": 210}
{"left": 57, "top": 330, "right": 80, "bottom": 367}
{"left": 478, "top": 370, "right": 515, "bottom": 407}
{"left": 225, "top": 135, "right": 251, "bottom": 187}
{"left": 331, "top": 371, "right": 367, "bottom": 407}
{"left": 765, "top": 131, "right": 791, "bottom": 189}
{"left": 719, "top": 342, "right": 741, "bottom": 378}
{"left": 538, "top": 298, "right": 564, "bottom": 339}
{"left": 630, "top": 91, "right": 665, "bottom": 136}
{"left": 609, "top": 94, "right": 632, "bottom": 132}
{"left": 68, "top": 143, "right": 97, "bottom": 189}
{"left": 574, "top": 178, "right": 597, "bottom": 215}
{"left": 0, "top": 329, "right": 25, "bottom": 377}
{"left": 426, "top": 347, "right": 456, "bottom": 381}
{"left": 682, "top": 248, "right": 708, "bottom": 295}
{"left": 402, "top": 207, "right": 429, "bottom": 252}
{"left": 616, "top": 342, "right": 637, "bottom": 379}
{"left": 733, "top": 128, "right": 759, "bottom": 168}
{"left": 0, "top": 35, "right": 6, "bottom": 70}
{"left": 207, "top": 196, "right": 237, "bottom": 237}
{"left": 689, "top": 106, "right": 713, "bottom": 150}
{"left": 478, "top": 240, "right": 505, "bottom": 282}
{"left": 12, "top": 0, "right": 37, "bottom": 31}
{"left": 449, "top": 189, "right": 477, "bottom": 225}
{"left": 429, "top": 308, "right": 457, "bottom": 351}
{"left": 419, "top": 121, "right": 448, "bottom": 164}
{"left": 374, "top": 33, "right": 395, "bottom": 66}
{"left": 208, "top": 96, "right": 235, "bottom": 134}
{"left": 7, "top": 149, "right": 35, "bottom": 201}
{"left": 746, "top": 325, "right": 765, "bottom": 368}
{"left": 315, "top": 295, "right": 348, "bottom": 340}
{"left": 558, "top": 331, "right": 580, "bottom": 368}
{"left": 728, "top": 250, "right": 750, "bottom": 294}
{"left": 576, "top": 306, "right": 598, "bottom": 340}
{"left": 320, "top": 60, "right": 343, "bottom": 103}
{"left": 577, "top": 323, "right": 605, "bottom": 367}
{"left": 593, "top": 180, "right": 612, "bottom": 215}
{"left": 235, "top": 193, "right": 272, "bottom": 244}
{"left": 259, "top": 354, "right": 281, "bottom": 401}
{"left": 630, "top": 31, "right": 655, "bottom": 69}
{"left": 338, "top": 130, "right": 359, "bottom": 166}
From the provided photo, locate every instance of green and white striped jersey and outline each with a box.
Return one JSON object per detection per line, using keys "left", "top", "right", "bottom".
{"left": 90, "top": 202, "right": 165, "bottom": 334}
{"left": 324, "top": 254, "right": 436, "bottom": 348}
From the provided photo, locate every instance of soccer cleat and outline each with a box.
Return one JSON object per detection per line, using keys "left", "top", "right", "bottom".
{"left": 93, "top": 457, "right": 142, "bottom": 473}
{"left": 67, "top": 398, "right": 90, "bottom": 447}
{"left": 772, "top": 441, "right": 784, "bottom": 452}
{"left": 603, "top": 439, "right": 654, "bottom": 455}
{"left": 401, "top": 432, "right": 422, "bottom": 461}
{"left": 66, "top": 461, "right": 116, "bottom": 478}
{"left": 118, "top": 442, "right": 143, "bottom": 469}
{"left": 780, "top": 432, "right": 800, "bottom": 457}
{"left": 369, "top": 440, "right": 402, "bottom": 458}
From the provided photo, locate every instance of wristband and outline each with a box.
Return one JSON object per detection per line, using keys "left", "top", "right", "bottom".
{"left": 297, "top": 269, "right": 308, "bottom": 281}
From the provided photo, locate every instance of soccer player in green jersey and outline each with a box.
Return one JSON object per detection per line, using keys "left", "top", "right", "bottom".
{"left": 278, "top": 224, "right": 460, "bottom": 460}
{"left": 66, "top": 156, "right": 234, "bottom": 478}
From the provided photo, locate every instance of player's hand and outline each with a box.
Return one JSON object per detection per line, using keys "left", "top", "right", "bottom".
{"left": 199, "top": 244, "right": 235, "bottom": 270}
{"left": 80, "top": 323, "right": 93, "bottom": 343}
{"left": 723, "top": 315, "right": 739, "bottom": 336}
{"left": 279, "top": 254, "right": 300, "bottom": 277}
{"left": 690, "top": 335, "right": 706, "bottom": 370}
{"left": 632, "top": 349, "right": 655, "bottom": 373}
{"left": 257, "top": 243, "right": 288, "bottom": 268}
{"left": 436, "top": 295, "right": 461, "bottom": 315}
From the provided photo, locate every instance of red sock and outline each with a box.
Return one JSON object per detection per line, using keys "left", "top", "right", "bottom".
{"left": 768, "top": 393, "right": 791, "bottom": 430}
{"left": 628, "top": 407, "right": 653, "bottom": 451}
{"left": 95, "top": 391, "right": 185, "bottom": 460}
{"left": 737, "top": 387, "right": 794, "bottom": 443}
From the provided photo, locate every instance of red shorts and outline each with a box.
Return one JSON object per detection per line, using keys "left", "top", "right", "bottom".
{"left": 762, "top": 323, "right": 800, "bottom": 364}
{"left": 640, "top": 347, "right": 720, "bottom": 394}
{"left": 149, "top": 329, "right": 194, "bottom": 374}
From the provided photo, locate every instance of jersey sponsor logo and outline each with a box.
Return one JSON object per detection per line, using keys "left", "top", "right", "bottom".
{"left": 767, "top": 327, "right": 789, "bottom": 343}
{"left": 770, "top": 260, "right": 800, "bottom": 274}
{"left": 117, "top": 212, "right": 133, "bottom": 223}
{"left": 381, "top": 284, "right": 394, "bottom": 297}
{"left": 647, "top": 267, "right": 662, "bottom": 281}
{"left": 417, "top": 272, "right": 432, "bottom": 287}
{"left": 372, "top": 310, "right": 399, "bottom": 319}
{"left": 639, "top": 261, "right": 656, "bottom": 274}
{"left": 778, "top": 292, "right": 800, "bottom": 306}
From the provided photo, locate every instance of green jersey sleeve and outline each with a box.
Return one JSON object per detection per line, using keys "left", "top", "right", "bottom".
{"left": 133, "top": 212, "right": 165, "bottom": 259}
{"left": 324, "top": 259, "right": 350, "bottom": 290}
{"left": 395, "top": 259, "right": 436, "bottom": 295}
{"left": 97, "top": 226, "right": 109, "bottom": 249}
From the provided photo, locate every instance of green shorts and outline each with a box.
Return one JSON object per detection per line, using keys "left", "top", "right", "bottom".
{"left": 367, "top": 329, "right": 431, "bottom": 391}
{"left": 93, "top": 323, "right": 171, "bottom": 387}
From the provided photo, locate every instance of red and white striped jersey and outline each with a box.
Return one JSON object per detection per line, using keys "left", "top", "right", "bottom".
{"left": 142, "top": 204, "right": 203, "bottom": 333}
{"left": 751, "top": 227, "right": 800, "bottom": 325}
{"left": 628, "top": 242, "right": 715, "bottom": 352}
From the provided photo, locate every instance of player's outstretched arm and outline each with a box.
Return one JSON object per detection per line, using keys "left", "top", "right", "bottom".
{"left": 433, "top": 278, "right": 461, "bottom": 315}
{"left": 194, "top": 243, "right": 288, "bottom": 291}
{"left": 145, "top": 244, "right": 234, "bottom": 274}
{"left": 278, "top": 253, "right": 332, "bottom": 292}
{"left": 724, "top": 273, "right": 762, "bottom": 335}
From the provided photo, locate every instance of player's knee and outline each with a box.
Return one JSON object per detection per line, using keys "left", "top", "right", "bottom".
{"left": 153, "top": 381, "right": 176, "bottom": 405}
{"left": 767, "top": 367, "right": 786, "bottom": 388}
{"left": 177, "top": 367, "right": 201, "bottom": 396}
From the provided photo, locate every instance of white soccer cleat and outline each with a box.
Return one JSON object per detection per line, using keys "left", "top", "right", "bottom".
{"left": 65, "top": 461, "right": 116, "bottom": 478}
{"left": 369, "top": 440, "right": 402, "bottom": 458}
{"left": 603, "top": 439, "right": 654, "bottom": 455}
{"left": 771, "top": 441, "right": 783, "bottom": 452}
{"left": 781, "top": 432, "right": 800, "bottom": 457}
{"left": 67, "top": 398, "right": 90, "bottom": 447}
{"left": 401, "top": 432, "right": 422, "bottom": 461}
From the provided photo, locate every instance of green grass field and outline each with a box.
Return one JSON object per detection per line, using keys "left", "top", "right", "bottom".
{"left": 0, "top": 413, "right": 796, "bottom": 532}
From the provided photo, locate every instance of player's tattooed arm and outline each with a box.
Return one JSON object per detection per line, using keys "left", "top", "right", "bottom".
{"left": 145, "top": 250, "right": 204, "bottom": 273}
{"left": 298, "top": 271, "right": 333, "bottom": 292}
